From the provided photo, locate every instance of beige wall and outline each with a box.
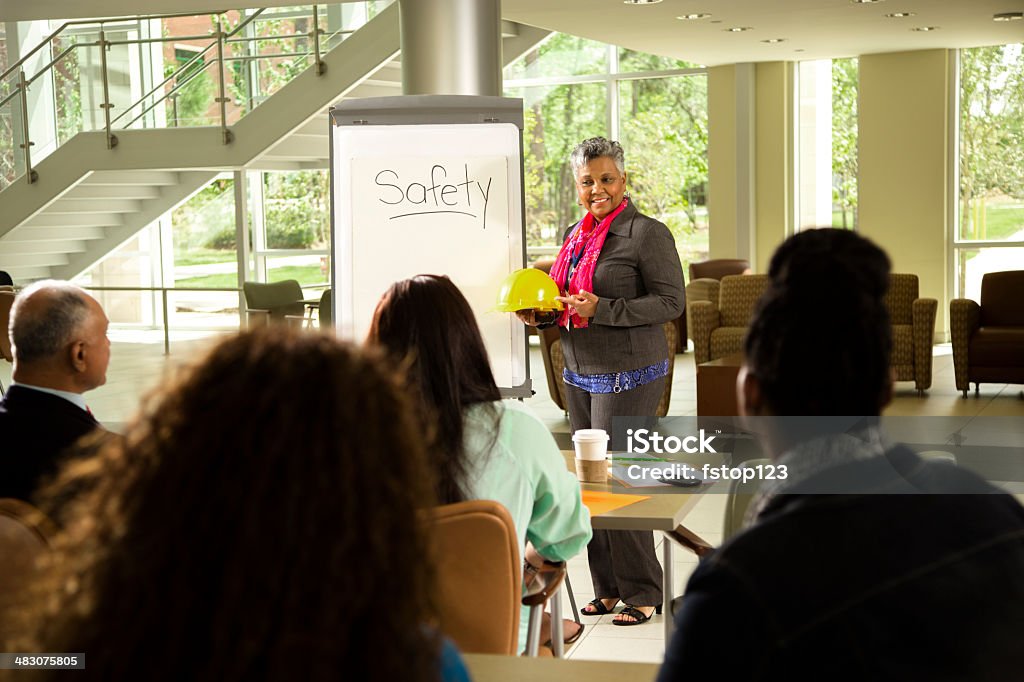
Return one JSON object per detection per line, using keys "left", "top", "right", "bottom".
{"left": 709, "top": 62, "right": 794, "bottom": 272}
{"left": 754, "top": 61, "right": 793, "bottom": 273}
{"left": 858, "top": 49, "right": 950, "bottom": 337}
{"left": 708, "top": 50, "right": 951, "bottom": 335}
{"left": 708, "top": 64, "right": 739, "bottom": 260}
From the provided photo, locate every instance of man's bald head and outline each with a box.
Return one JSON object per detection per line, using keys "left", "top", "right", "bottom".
{"left": 10, "top": 280, "right": 110, "bottom": 393}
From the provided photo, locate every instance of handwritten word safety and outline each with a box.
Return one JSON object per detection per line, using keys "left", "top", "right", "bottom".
{"left": 374, "top": 163, "right": 495, "bottom": 230}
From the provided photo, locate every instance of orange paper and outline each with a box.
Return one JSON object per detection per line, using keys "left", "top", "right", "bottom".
{"left": 581, "top": 490, "right": 650, "bottom": 516}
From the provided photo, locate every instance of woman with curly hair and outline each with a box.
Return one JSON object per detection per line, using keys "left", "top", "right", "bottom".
{"left": 2, "top": 327, "right": 468, "bottom": 682}
{"left": 367, "top": 274, "right": 591, "bottom": 652}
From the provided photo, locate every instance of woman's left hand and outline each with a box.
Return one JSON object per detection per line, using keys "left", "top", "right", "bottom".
{"left": 555, "top": 290, "right": 599, "bottom": 319}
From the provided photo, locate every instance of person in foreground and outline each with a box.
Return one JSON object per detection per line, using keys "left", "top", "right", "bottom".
{"left": 368, "top": 274, "right": 592, "bottom": 651}
{"left": 1, "top": 327, "right": 470, "bottom": 682}
{"left": 519, "top": 137, "right": 684, "bottom": 625}
{"left": 658, "top": 229, "right": 1024, "bottom": 681}
{"left": 0, "top": 280, "right": 109, "bottom": 503}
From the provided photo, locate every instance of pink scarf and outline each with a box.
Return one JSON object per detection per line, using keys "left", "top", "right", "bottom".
{"left": 549, "top": 199, "right": 628, "bottom": 328}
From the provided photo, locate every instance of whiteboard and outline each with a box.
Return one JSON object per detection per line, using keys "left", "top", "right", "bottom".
{"left": 330, "top": 109, "right": 527, "bottom": 392}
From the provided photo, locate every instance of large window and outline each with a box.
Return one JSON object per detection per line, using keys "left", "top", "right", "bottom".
{"left": 504, "top": 35, "right": 709, "bottom": 268}
{"left": 955, "top": 44, "right": 1024, "bottom": 301}
{"left": 797, "top": 58, "right": 858, "bottom": 230}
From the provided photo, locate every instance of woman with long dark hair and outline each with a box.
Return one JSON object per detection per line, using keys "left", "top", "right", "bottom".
{"left": 2, "top": 327, "right": 468, "bottom": 682}
{"left": 368, "top": 274, "right": 592, "bottom": 651}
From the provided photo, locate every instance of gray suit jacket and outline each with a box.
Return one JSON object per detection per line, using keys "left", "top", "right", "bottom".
{"left": 555, "top": 202, "right": 684, "bottom": 375}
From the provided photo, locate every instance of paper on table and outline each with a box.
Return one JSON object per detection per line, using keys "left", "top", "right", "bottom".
{"left": 581, "top": 490, "right": 650, "bottom": 516}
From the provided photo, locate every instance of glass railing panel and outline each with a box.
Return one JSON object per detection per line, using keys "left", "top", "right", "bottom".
{"left": 0, "top": 71, "right": 21, "bottom": 190}
{"left": 0, "top": 3, "right": 394, "bottom": 188}
{"left": 51, "top": 36, "right": 88, "bottom": 145}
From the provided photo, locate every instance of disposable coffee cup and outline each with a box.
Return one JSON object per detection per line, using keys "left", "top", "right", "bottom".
{"left": 575, "top": 457, "right": 608, "bottom": 484}
{"left": 572, "top": 429, "right": 608, "bottom": 461}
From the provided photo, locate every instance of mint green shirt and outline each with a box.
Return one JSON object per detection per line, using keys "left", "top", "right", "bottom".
{"left": 463, "top": 400, "right": 592, "bottom": 651}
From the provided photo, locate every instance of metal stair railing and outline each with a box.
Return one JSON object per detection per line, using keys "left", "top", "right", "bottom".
{"left": 0, "top": 2, "right": 393, "bottom": 191}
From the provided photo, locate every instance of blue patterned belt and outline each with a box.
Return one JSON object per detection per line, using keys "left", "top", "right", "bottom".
{"left": 562, "top": 359, "right": 669, "bottom": 394}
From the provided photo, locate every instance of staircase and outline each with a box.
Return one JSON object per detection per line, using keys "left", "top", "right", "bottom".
{"left": 0, "top": 6, "right": 549, "bottom": 283}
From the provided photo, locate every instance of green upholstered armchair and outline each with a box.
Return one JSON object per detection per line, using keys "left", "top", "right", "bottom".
{"left": 689, "top": 274, "right": 770, "bottom": 366}
{"left": 885, "top": 274, "right": 937, "bottom": 395}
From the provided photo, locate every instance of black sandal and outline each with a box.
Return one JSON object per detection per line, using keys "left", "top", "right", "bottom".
{"left": 612, "top": 603, "right": 661, "bottom": 626}
{"left": 581, "top": 598, "right": 618, "bottom": 616}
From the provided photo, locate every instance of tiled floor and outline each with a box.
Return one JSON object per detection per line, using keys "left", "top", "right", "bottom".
{"left": 2, "top": 331, "right": 1021, "bottom": 663}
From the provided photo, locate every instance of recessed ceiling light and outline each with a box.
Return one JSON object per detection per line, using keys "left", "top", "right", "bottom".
{"left": 623, "top": 0, "right": 662, "bottom": 4}
{"left": 761, "top": 38, "right": 787, "bottom": 44}
{"left": 677, "top": 13, "right": 711, "bottom": 20}
{"left": 851, "top": 0, "right": 884, "bottom": 4}
{"left": 993, "top": 12, "right": 1023, "bottom": 22}
{"left": 709, "top": 20, "right": 723, "bottom": 24}
{"left": 724, "top": 26, "right": 753, "bottom": 32}
{"left": 912, "top": 26, "right": 940, "bottom": 32}
{"left": 884, "top": 12, "right": 915, "bottom": 18}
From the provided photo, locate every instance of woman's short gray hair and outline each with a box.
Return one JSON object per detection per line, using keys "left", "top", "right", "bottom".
{"left": 10, "top": 280, "right": 91, "bottom": 364}
{"left": 569, "top": 137, "right": 625, "bottom": 175}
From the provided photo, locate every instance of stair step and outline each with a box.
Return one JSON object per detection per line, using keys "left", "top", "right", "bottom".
{"left": 0, "top": 252, "right": 70, "bottom": 268}
{"left": 263, "top": 135, "right": 328, "bottom": 160}
{"left": 82, "top": 170, "right": 179, "bottom": 186}
{"left": 63, "top": 185, "right": 163, "bottom": 200}
{"left": 0, "top": 265, "right": 52, "bottom": 280}
{"left": 22, "top": 213, "right": 124, "bottom": 228}
{"left": 348, "top": 82, "right": 402, "bottom": 99}
{"left": 45, "top": 198, "right": 143, "bottom": 214}
{"left": 5, "top": 226, "right": 107, "bottom": 241}
{"left": 0, "top": 240, "right": 87, "bottom": 255}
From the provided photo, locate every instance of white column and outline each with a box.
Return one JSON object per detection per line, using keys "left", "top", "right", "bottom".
{"left": 734, "top": 62, "right": 756, "bottom": 264}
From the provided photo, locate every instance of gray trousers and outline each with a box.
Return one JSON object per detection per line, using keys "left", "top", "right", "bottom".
{"left": 566, "top": 378, "right": 664, "bottom": 607}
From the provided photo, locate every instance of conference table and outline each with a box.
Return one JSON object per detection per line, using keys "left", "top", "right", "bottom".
{"left": 560, "top": 451, "right": 713, "bottom": 642}
{"left": 464, "top": 653, "right": 659, "bottom": 682}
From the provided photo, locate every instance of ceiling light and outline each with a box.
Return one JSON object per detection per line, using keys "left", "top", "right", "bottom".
{"left": 912, "top": 26, "right": 940, "bottom": 32}
{"left": 677, "top": 13, "right": 711, "bottom": 20}
{"left": 724, "top": 27, "right": 752, "bottom": 32}
{"left": 623, "top": 0, "right": 663, "bottom": 4}
{"left": 993, "top": 12, "right": 1023, "bottom": 22}
{"left": 884, "top": 12, "right": 915, "bottom": 18}
{"left": 851, "top": 0, "right": 884, "bottom": 4}
{"left": 761, "top": 38, "right": 787, "bottom": 44}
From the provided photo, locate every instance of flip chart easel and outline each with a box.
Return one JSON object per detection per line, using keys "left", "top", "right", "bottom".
{"left": 329, "top": 95, "right": 530, "bottom": 397}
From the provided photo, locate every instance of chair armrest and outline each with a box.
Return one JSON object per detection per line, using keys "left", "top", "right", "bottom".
{"left": 911, "top": 298, "right": 938, "bottom": 390}
{"left": 522, "top": 561, "right": 566, "bottom": 607}
{"left": 684, "top": 278, "right": 720, "bottom": 345}
{"left": 689, "top": 300, "right": 721, "bottom": 366}
{"left": 246, "top": 309, "right": 271, "bottom": 327}
{"left": 949, "top": 298, "right": 981, "bottom": 392}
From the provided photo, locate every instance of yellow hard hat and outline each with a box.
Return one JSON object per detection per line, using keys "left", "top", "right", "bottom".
{"left": 495, "top": 268, "right": 564, "bottom": 312}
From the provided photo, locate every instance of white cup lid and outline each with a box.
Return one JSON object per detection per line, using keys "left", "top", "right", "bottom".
{"left": 572, "top": 429, "right": 608, "bottom": 442}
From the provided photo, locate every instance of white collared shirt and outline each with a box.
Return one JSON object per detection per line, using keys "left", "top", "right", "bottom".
{"left": 12, "top": 381, "right": 89, "bottom": 413}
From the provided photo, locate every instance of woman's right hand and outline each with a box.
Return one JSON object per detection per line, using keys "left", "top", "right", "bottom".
{"left": 516, "top": 310, "right": 541, "bottom": 326}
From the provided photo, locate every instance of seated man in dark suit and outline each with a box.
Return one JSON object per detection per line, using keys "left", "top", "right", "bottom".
{"left": 659, "top": 230, "right": 1024, "bottom": 681}
{"left": 0, "top": 280, "right": 110, "bottom": 503}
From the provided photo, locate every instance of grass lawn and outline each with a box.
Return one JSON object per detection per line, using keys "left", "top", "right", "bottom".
{"left": 174, "top": 248, "right": 237, "bottom": 267}
{"left": 973, "top": 205, "right": 1024, "bottom": 241}
{"left": 175, "top": 265, "right": 327, "bottom": 289}
{"left": 266, "top": 265, "right": 329, "bottom": 287}
{"left": 175, "top": 272, "right": 239, "bottom": 289}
